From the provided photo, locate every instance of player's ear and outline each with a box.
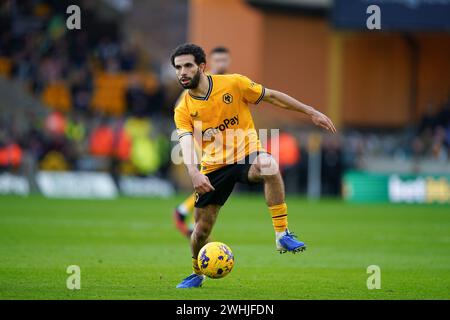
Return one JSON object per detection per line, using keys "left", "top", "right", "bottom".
{"left": 199, "top": 62, "right": 206, "bottom": 73}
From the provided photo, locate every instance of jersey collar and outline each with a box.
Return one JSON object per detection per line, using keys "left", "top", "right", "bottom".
{"left": 188, "top": 75, "right": 213, "bottom": 101}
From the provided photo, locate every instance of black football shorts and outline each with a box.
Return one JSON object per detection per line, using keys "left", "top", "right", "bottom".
{"left": 194, "top": 151, "right": 269, "bottom": 208}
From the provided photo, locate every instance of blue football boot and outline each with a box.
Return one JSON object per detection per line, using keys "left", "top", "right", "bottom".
{"left": 276, "top": 230, "right": 307, "bottom": 254}
{"left": 176, "top": 273, "right": 205, "bottom": 289}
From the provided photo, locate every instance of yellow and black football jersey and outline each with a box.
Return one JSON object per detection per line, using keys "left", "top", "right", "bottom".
{"left": 174, "top": 73, "right": 266, "bottom": 174}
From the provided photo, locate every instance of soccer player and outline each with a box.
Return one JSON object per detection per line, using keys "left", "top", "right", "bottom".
{"left": 173, "top": 46, "right": 232, "bottom": 238}
{"left": 207, "top": 46, "right": 231, "bottom": 75}
{"left": 171, "top": 44, "right": 336, "bottom": 288}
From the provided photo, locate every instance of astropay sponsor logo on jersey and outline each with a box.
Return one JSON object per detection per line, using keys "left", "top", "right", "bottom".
{"left": 202, "top": 115, "right": 239, "bottom": 139}
{"left": 170, "top": 123, "right": 280, "bottom": 170}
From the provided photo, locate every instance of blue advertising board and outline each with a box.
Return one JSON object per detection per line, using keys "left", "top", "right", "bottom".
{"left": 333, "top": 0, "right": 450, "bottom": 31}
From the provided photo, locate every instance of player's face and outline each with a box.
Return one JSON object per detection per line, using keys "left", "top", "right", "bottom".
{"left": 174, "top": 55, "right": 204, "bottom": 89}
{"left": 209, "top": 52, "right": 231, "bottom": 75}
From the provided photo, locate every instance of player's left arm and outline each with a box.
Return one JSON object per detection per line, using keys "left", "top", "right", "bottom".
{"left": 262, "top": 89, "right": 337, "bottom": 134}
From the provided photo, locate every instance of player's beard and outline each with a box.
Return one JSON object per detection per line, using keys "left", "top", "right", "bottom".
{"left": 179, "top": 70, "right": 201, "bottom": 89}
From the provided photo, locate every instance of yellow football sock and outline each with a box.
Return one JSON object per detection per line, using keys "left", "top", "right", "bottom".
{"left": 192, "top": 257, "right": 202, "bottom": 275}
{"left": 181, "top": 194, "right": 196, "bottom": 213}
{"left": 269, "top": 203, "right": 288, "bottom": 232}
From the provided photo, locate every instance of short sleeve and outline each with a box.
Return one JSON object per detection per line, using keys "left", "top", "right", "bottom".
{"left": 235, "top": 74, "right": 265, "bottom": 105}
{"left": 174, "top": 102, "right": 193, "bottom": 139}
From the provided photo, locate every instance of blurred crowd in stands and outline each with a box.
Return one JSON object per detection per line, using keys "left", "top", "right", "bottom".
{"left": 0, "top": 0, "right": 449, "bottom": 196}
{"left": 342, "top": 99, "right": 450, "bottom": 165}
{"left": 414, "top": 102, "right": 450, "bottom": 162}
{"left": 0, "top": 0, "right": 174, "bottom": 181}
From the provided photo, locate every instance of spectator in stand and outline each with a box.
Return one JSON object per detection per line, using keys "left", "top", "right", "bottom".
{"left": 70, "top": 66, "right": 93, "bottom": 114}
{"left": 126, "top": 74, "right": 150, "bottom": 117}
{"left": 321, "top": 136, "right": 343, "bottom": 196}
{"left": 96, "top": 36, "right": 120, "bottom": 67}
{"left": 67, "top": 31, "right": 89, "bottom": 67}
{"left": 436, "top": 99, "right": 450, "bottom": 129}
{"left": 120, "top": 42, "right": 138, "bottom": 71}
{"left": 0, "top": 132, "right": 23, "bottom": 172}
{"left": 419, "top": 104, "right": 436, "bottom": 134}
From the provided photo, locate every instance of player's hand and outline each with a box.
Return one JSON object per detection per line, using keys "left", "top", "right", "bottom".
{"left": 191, "top": 172, "right": 215, "bottom": 194}
{"left": 311, "top": 110, "right": 337, "bottom": 133}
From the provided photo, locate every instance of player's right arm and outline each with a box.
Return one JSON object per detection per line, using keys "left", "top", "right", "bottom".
{"left": 178, "top": 134, "right": 215, "bottom": 194}
{"left": 174, "top": 103, "right": 215, "bottom": 194}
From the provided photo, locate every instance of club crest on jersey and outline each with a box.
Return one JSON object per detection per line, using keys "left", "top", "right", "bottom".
{"left": 190, "top": 111, "right": 199, "bottom": 118}
{"left": 222, "top": 93, "right": 233, "bottom": 104}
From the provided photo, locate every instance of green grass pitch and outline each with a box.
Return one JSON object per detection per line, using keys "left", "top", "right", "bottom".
{"left": 0, "top": 194, "right": 449, "bottom": 299}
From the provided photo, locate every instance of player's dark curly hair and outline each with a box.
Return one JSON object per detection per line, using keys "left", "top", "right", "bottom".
{"left": 170, "top": 43, "right": 206, "bottom": 67}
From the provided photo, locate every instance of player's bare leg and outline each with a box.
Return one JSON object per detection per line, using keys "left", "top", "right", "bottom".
{"left": 191, "top": 204, "right": 221, "bottom": 262}
{"left": 248, "top": 153, "right": 306, "bottom": 254}
{"left": 247, "top": 154, "right": 285, "bottom": 206}
{"left": 176, "top": 204, "right": 220, "bottom": 288}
